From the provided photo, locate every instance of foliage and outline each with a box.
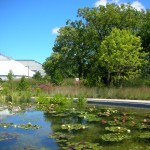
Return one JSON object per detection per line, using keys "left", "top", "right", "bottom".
{"left": 32, "top": 71, "right": 43, "bottom": 81}
{"left": 7, "top": 70, "right": 14, "bottom": 81}
{"left": 105, "top": 126, "right": 129, "bottom": 133}
{"left": 36, "top": 94, "right": 71, "bottom": 106}
{"left": 76, "top": 95, "right": 87, "bottom": 110}
{"left": 43, "top": 3, "right": 149, "bottom": 87}
{"left": 0, "top": 122, "right": 41, "bottom": 129}
{"left": 64, "top": 142, "right": 102, "bottom": 150}
{"left": 17, "top": 76, "right": 29, "bottom": 91}
{"left": 138, "top": 132, "right": 150, "bottom": 139}
{"left": 101, "top": 133, "right": 131, "bottom": 142}
{"left": 61, "top": 123, "right": 88, "bottom": 131}
{"left": 99, "top": 28, "right": 147, "bottom": 86}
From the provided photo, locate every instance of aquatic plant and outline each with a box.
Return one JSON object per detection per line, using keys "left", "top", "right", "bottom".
{"left": 64, "top": 142, "right": 102, "bottom": 150}
{"left": 49, "top": 132, "right": 74, "bottom": 143}
{"left": 105, "top": 126, "right": 130, "bottom": 133}
{"left": 61, "top": 123, "right": 88, "bottom": 131}
{"left": 101, "top": 133, "right": 131, "bottom": 142}
{"left": 138, "top": 132, "right": 150, "bottom": 139}
{"left": 17, "top": 122, "right": 41, "bottom": 129}
{"left": 79, "top": 113, "right": 101, "bottom": 122}
{"left": 0, "top": 122, "right": 41, "bottom": 130}
{"left": 0, "top": 132, "right": 19, "bottom": 141}
{"left": 76, "top": 95, "right": 87, "bottom": 110}
{"left": 0, "top": 122, "right": 14, "bottom": 128}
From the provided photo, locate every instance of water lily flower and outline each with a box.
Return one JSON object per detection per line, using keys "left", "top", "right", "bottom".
{"left": 127, "top": 129, "right": 131, "bottom": 133}
{"left": 118, "top": 127, "right": 121, "bottom": 130}
{"left": 14, "top": 125, "right": 17, "bottom": 128}
{"left": 3, "top": 125, "right": 7, "bottom": 128}
{"left": 28, "top": 122, "right": 32, "bottom": 125}
{"left": 82, "top": 125, "right": 86, "bottom": 129}
{"left": 61, "top": 125, "right": 65, "bottom": 127}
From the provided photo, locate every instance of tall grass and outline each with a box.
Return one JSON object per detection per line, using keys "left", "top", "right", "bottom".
{"left": 47, "top": 86, "right": 150, "bottom": 100}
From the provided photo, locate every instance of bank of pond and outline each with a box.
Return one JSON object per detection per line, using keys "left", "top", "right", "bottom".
{"left": 0, "top": 102, "right": 149, "bottom": 150}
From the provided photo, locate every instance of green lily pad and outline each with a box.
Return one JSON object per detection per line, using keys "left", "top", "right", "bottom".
{"left": 17, "top": 122, "right": 41, "bottom": 129}
{"left": 79, "top": 114, "right": 101, "bottom": 122}
{"left": 101, "top": 133, "right": 131, "bottom": 142}
{"left": 105, "top": 126, "right": 130, "bottom": 133}
{"left": 49, "top": 132, "right": 74, "bottom": 142}
{"left": 61, "top": 124, "right": 88, "bottom": 130}
{"left": 64, "top": 142, "right": 102, "bottom": 150}
{"left": 0, "top": 122, "right": 14, "bottom": 128}
{"left": 0, "top": 132, "right": 19, "bottom": 141}
{"left": 107, "top": 121, "right": 122, "bottom": 126}
{"left": 138, "top": 132, "right": 150, "bottom": 139}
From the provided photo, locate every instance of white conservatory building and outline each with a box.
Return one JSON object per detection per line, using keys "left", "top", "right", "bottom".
{"left": 0, "top": 54, "right": 35, "bottom": 80}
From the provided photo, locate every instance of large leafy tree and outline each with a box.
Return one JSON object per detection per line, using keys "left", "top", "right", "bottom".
{"left": 139, "top": 9, "right": 150, "bottom": 75}
{"left": 99, "top": 28, "right": 147, "bottom": 86}
{"left": 43, "top": 3, "right": 148, "bottom": 86}
{"left": 53, "top": 20, "right": 92, "bottom": 79}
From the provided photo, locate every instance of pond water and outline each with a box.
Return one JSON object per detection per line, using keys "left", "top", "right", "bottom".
{"left": 0, "top": 104, "right": 149, "bottom": 150}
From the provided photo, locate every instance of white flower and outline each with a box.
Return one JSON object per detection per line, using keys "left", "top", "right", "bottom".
{"left": 127, "top": 129, "right": 131, "bottom": 133}
{"left": 14, "top": 125, "right": 17, "bottom": 128}
{"left": 118, "top": 127, "right": 121, "bottom": 130}
{"left": 28, "top": 122, "right": 32, "bottom": 125}
{"left": 82, "top": 125, "right": 86, "bottom": 129}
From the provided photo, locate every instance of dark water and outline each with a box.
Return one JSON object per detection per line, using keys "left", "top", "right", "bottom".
{"left": 0, "top": 105, "right": 150, "bottom": 150}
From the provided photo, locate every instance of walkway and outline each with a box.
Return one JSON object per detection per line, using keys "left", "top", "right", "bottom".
{"left": 86, "top": 98, "right": 150, "bottom": 108}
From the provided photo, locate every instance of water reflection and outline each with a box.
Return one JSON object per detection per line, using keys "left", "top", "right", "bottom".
{"left": 0, "top": 105, "right": 60, "bottom": 150}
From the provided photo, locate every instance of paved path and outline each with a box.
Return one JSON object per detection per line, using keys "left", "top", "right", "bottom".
{"left": 86, "top": 98, "right": 150, "bottom": 108}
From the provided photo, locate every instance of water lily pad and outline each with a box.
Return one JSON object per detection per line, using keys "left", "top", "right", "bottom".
{"left": 0, "top": 132, "right": 19, "bottom": 141}
{"left": 0, "top": 122, "right": 14, "bottom": 128}
{"left": 49, "top": 132, "right": 74, "bottom": 142}
{"left": 61, "top": 124, "right": 88, "bottom": 130}
{"left": 101, "top": 133, "right": 131, "bottom": 142}
{"left": 79, "top": 114, "right": 101, "bottom": 122}
{"left": 64, "top": 141, "right": 102, "bottom": 150}
{"left": 105, "top": 126, "right": 129, "bottom": 133}
{"left": 138, "top": 132, "right": 150, "bottom": 139}
{"left": 17, "top": 122, "right": 41, "bottom": 129}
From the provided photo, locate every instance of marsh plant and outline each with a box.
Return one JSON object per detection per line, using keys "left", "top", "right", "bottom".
{"left": 76, "top": 95, "right": 87, "bottom": 110}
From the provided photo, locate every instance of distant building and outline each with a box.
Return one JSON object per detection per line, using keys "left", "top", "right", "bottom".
{"left": 16, "top": 60, "right": 45, "bottom": 76}
{"left": 0, "top": 54, "right": 45, "bottom": 80}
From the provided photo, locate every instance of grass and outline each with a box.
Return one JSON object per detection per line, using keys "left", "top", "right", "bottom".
{"left": 47, "top": 86, "right": 150, "bottom": 100}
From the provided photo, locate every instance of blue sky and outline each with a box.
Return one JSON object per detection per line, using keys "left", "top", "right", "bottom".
{"left": 0, "top": 0, "right": 149, "bottom": 64}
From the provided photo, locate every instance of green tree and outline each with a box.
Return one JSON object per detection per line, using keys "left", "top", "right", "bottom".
{"left": 53, "top": 20, "right": 91, "bottom": 79}
{"left": 7, "top": 70, "right": 14, "bottom": 81}
{"left": 43, "top": 3, "right": 147, "bottom": 86}
{"left": 32, "top": 71, "right": 42, "bottom": 81}
{"left": 43, "top": 53, "right": 64, "bottom": 85}
{"left": 99, "top": 28, "right": 147, "bottom": 86}
{"left": 17, "top": 76, "right": 29, "bottom": 91}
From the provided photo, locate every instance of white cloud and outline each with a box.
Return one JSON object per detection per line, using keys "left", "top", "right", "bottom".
{"left": 52, "top": 27, "right": 60, "bottom": 34}
{"left": 131, "top": 1, "right": 145, "bottom": 11}
{"left": 94, "top": 0, "right": 107, "bottom": 7}
{"left": 94, "top": 0, "right": 120, "bottom": 7}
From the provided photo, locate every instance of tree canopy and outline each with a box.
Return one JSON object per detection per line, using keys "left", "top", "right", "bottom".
{"left": 43, "top": 3, "right": 149, "bottom": 86}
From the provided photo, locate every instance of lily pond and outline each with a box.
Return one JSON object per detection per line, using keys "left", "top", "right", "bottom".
{"left": 0, "top": 103, "right": 150, "bottom": 150}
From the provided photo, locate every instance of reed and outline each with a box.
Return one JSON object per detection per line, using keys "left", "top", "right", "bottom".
{"left": 48, "top": 86, "right": 150, "bottom": 100}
